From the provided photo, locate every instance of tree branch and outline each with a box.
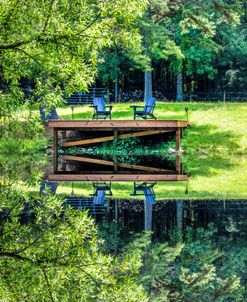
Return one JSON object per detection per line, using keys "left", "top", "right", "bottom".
{"left": 81, "top": 12, "right": 101, "bottom": 33}
{"left": 42, "top": 0, "right": 56, "bottom": 34}
{"left": 78, "top": 266, "right": 101, "bottom": 289}
{"left": 0, "top": 252, "right": 36, "bottom": 263}
{"left": 41, "top": 267, "right": 55, "bottom": 302}
{"left": 0, "top": 38, "right": 35, "bottom": 50}
{"left": 15, "top": 47, "right": 41, "bottom": 64}
{"left": 0, "top": 32, "right": 105, "bottom": 50}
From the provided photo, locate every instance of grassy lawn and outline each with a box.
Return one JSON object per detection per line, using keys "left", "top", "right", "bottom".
{"left": 57, "top": 155, "right": 247, "bottom": 200}
{"left": 57, "top": 102, "right": 247, "bottom": 155}
{"left": 56, "top": 102, "right": 247, "bottom": 199}
{"left": 2, "top": 102, "right": 246, "bottom": 199}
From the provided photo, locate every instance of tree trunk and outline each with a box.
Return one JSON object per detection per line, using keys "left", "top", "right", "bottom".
{"left": 176, "top": 72, "right": 183, "bottom": 102}
{"left": 25, "top": 78, "right": 32, "bottom": 98}
{"left": 176, "top": 200, "right": 184, "bottom": 229}
{"left": 114, "top": 78, "right": 118, "bottom": 103}
{"left": 144, "top": 199, "right": 152, "bottom": 231}
{"left": 144, "top": 70, "right": 152, "bottom": 101}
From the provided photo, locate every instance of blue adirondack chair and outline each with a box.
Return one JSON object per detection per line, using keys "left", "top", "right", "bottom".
{"left": 131, "top": 182, "right": 156, "bottom": 205}
{"left": 90, "top": 97, "right": 112, "bottom": 119}
{"left": 131, "top": 97, "right": 157, "bottom": 120}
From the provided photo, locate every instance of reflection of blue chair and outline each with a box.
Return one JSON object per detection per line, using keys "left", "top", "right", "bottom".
{"left": 90, "top": 97, "right": 112, "bottom": 120}
{"left": 93, "top": 190, "right": 106, "bottom": 205}
{"left": 64, "top": 182, "right": 112, "bottom": 214}
{"left": 131, "top": 97, "right": 156, "bottom": 120}
{"left": 131, "top": 182, "right": 156, "bottom": 205}
{"left": 92, "top": 182, "right": 112, "bottom": 205}
{"left": 144, "top": 188, "right": 156, "bottom": 205}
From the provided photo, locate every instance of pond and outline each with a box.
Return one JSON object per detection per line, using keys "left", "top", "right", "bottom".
{"left": 1, "top": 137, "right": 247, "bottom": 300}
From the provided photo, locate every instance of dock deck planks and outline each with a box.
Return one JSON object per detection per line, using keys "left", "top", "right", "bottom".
{"left": 48, "top": 174, "right": 188, "bottom": 182}
{"left": 48, "top": 119, "right": 190, "bottom": 130}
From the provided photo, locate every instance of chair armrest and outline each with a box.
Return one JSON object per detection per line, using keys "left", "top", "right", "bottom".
{"left": 105, "top": 105, "right": 113, "bottom": 111}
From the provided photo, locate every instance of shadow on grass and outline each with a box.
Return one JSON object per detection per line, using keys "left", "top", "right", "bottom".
{"left": 183, "top": 154, "right": 237, "bottom": 177}
{"left": 183, "top": 124, "right": 240, "bottom": 154}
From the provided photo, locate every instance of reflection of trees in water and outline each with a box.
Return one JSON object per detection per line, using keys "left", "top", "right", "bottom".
{"left": 0, "top": 155, "right": 47, "bottom": 188}
{"left": 2, "top": 179, "right": 247, "bottom": 301}
{"left": 111, "top": 199, "right": 247, "bottom": 247}
{"left": 99, "top": 221, "right": 247, "bottom": 301}
{"left": 0, "top": 188, "right": 147, "bottom": 301}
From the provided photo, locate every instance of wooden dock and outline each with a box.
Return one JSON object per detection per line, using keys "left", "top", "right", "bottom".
{"left": 48, "top": 119, "right": 189, "bottom": 129}
{"left": 48, "top": 119, "right": 190, "bottom": 181}
{"left": 48, "top": 174, "right": 188, "bottom": 182}
{"left": 48, "top": 119, "right": 189, "bottom": 150}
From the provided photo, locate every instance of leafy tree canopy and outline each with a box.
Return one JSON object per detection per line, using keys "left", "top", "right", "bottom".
{"left": 140, "top": 0, "right": 241, "bottom": 64}
{"left": 0, "top": 0, "right": 147, "bottom": 110}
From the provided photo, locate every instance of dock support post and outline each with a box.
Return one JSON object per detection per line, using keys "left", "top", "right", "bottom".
{"left": 113, "top": 130, "right": 119, "bottom": 172}
{"left": 53, "top": 129, "right": 58, "bottom": 173}
{"left": 115, "top": 200, "right": 118, "bottom": 222}
{"left": 176, "top": 155, "right": 181, "bottom": 175}
{"left": 176, "top": 128, "right": 181, "bottom": 152}
{"left": 114, "top": 159, "right": 118, "bottom": 172}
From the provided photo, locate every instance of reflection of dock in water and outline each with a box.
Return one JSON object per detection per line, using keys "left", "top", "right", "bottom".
{"left": 47, "top": 177, "right": 247, "bottom": 237}
{"left": 47, "top": 119, "right": 190, "bottom": 226}
{"left": 48, "top": 152, "right": 188, "bottom": 182}
{"left": 48, "top": 154, "right": 188, "bottom": 182}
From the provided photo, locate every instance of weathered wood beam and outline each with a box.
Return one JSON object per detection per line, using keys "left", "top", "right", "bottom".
{"left": 176, "top": 128, "right": 181, "bottom": 152}
{"left": 48, "top": 174, "right": 189, "bottom": 182}
{"left": 62, "top": 129, "right": 174, "bottom": 147}
{"left": 62, "top": 155, "right": 174, "bottom": 173}
{"left": 53, "top": 129, "right": 58, "bottom": 173}
{"left": 176, "top": 155, "right": 181, "bottom": 174}
{"left": 48, "top": 120, "right": 190, "bottom": 129}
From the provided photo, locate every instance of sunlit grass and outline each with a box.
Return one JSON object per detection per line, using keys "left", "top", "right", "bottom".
{"left": 57, "top": 102, "right": 247, "bottom": 155}
{"left": 56, "top": 102, "right": 247, "bottom": 199}
{"left": 2, "top": 102, "right": 247, "bottom": 199}
{"left": 57, "top": 155, "right": 247, "bottom": 200}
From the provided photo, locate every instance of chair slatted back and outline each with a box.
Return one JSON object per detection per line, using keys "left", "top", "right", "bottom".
{"left": 93, "top": 97, "right": 106, "bottom": 111}
{"left": 144, "top": 97, "right": 156, "bottom": 114}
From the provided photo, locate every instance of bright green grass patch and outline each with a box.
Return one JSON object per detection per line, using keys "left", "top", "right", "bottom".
{"left": 57, "top": 155, "right": 247, "bottom": 199}
{"left": 56, "top": 102, "right": 247, "bottom": 199}
{"left": 57, "top": 102, "right": 247, "bottom": 155}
